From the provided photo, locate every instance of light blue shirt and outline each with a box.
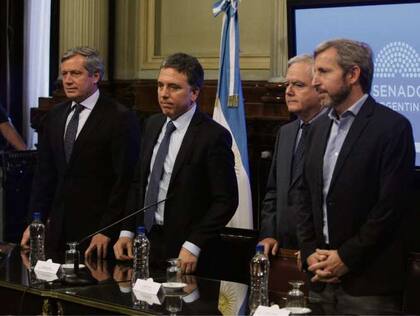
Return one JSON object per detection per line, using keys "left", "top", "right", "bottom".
{"left": 121, "top": 104, "right": 201, "bottom": 257}
{"left": 322, "top": 94, "right": 368, "bottom": 244}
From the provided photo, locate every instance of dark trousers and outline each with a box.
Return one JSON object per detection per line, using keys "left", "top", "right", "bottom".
{"left": 309, "top": 284, "right": 402, "bottom": 315}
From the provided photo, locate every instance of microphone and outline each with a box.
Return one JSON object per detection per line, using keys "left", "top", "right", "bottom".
{"left": 61, "top": 198, "right": 169, "bottom": 287}
{"left": 78, "top": 197, "right": 169, "bottom": 245}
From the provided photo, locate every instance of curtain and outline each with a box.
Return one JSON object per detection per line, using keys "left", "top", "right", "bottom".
{"left": 0, "top": 0, "right": 24, "bottom": 140}
{"left": 23, "top": 0, "right": 51, "bottom": 148}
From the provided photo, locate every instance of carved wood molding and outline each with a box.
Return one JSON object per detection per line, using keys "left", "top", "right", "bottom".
{"left": 32, "top": 79, "right": 289, "bottom": 132}
{"left": 140, "top": 0, "right": 271, "bottom": 70}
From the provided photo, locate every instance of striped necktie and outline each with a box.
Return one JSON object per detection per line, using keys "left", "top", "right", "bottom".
{"left": 64, "top": 103, "right": 84, "bottom": 162}
{"left": 143, "top": 121, "right": 176, "bottom": 231}
{"left": 291, "top": 123, "right": 309, "bottom": 184}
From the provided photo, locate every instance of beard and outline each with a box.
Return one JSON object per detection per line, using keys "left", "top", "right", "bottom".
{"left": 321, "top": 83, "right": 351, "bottom": 108}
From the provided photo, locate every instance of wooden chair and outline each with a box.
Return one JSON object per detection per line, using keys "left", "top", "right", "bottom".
{"left": 403, "top": 252, "right": 420, "bottom": 314}
{"left": 268, "top": 249, "right": 308, "bottom": 295}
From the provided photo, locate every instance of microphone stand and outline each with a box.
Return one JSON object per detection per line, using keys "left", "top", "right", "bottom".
{"left": 78, "top": 197, "right": 169, "bottom": 245}
{"left": 63, "top": 198, "right": 169, "bottom": 286}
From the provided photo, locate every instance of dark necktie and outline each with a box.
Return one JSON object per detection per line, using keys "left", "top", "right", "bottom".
{"left": 64, "top": 103, "right": 85, "bottom": 162}
{"left": 144, "top": 121, "right": 176, "bottom": 232}
{"left": 291, "top": 123, "right": 309, "bottom": 184}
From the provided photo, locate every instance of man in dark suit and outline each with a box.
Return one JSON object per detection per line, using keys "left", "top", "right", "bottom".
{"left": 20, "top": 47, "right": 140, "bottom": 258}
{"left": 113, "top": 53, "right": 238, "bottom": 274}
{"left": 297, "top": 39, "right": 415, "bottom": 313}
{"left": 259, "top": 54, "right": 324, "bottom": 255}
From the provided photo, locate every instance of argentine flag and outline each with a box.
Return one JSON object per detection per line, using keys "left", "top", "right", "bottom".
{"left": 213, "top": 0, "right": 253, "bottom": 229}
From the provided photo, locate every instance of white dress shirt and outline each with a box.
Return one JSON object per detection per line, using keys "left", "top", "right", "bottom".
{"left": 121, "top": 104, "right": 201, "bottom": 257}
{"left": 64, "top": 89, "right": 99, "bottom": 138}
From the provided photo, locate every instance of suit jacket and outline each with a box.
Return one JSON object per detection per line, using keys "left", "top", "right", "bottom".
{"left": 124, "top": 109, "right": 238, "bottom": 259}
{"left": 297, "top": 96, "right": 415, "bottom": 295}
{"left": 259, "top": 119, "right": 301, "bottom": 249}
{"left": 30, "top": 93, "right": 140, "bottom": 253}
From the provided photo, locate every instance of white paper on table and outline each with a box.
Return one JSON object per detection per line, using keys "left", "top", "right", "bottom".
{"left": 133, "top": 289, "right": 162, "bottom": 305}
{"left": 34, "top": 259, "right": 60, "bottom": 275}
{"left": 254, "top": 305, "right": 290, "bottom": 316}
{"left": 33, "top": 270, "right": 59, "bottom": 282}
{"left": 133, "top": 278, "right": 161, "bottom": 295}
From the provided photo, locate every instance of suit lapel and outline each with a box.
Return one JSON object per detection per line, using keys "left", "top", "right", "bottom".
{"left": 315, "top": 115, "right": 333, "bottom": 190}
{"left": 288, "top": 121, "right": 301, "bottom": 188}
{"left": 169, "top": 110, "right": 203, "bottom": 187}
{"left": 57, "top": 102, "right": 72, "bottom": 167}
{"left": 143, "top": 115, "right": 166, "bottom": 179}
{"left": 329, "top": 97, "right": 374, "bottom": 190}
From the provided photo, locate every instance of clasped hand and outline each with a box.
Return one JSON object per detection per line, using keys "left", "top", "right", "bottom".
{"left": 307, "top": 249, "right": 349, "bottom": 283}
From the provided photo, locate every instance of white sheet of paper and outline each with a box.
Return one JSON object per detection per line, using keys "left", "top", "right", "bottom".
{"left": 254, "top": 305, "right": 290, "bottom": 316}
{"left": 133, "top": 278, "right": 161, "bottom": 295}
{"left": 133, "top": 289, "right": 162, "bottom": 305}
{"left": 34, "top": 259, "right": 60, "bottom": 275}
{"left": 33, "top": 270, "right": 59, "bottom": 282}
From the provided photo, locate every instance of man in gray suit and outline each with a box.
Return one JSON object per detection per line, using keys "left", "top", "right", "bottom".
{"left": 259, "top": 54, "right": 325, "bottom": 255}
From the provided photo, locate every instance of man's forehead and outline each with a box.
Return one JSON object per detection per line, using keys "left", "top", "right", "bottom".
{"left": 62, "top": 54, "right": 86, "bottom": 63}
{"left": 315, "top": 48, "right": 338, "bottom": 64}
{"left": 158, "top": 68, "right": 188, "bottom": 83}
{"left": 61, "top": 56, "right": 87, "bottom": 69}
{"left": 159, "top": 67, "right": 184, "bottom": 75}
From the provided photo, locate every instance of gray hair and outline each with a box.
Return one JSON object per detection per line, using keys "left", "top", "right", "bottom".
{"left": 61, "top": 46, "right": 105, "bottom": 80}
{"left": 287, "top": 54, "right": 314, "bottom": 78}
{"left": 314, "top": 39, "right": 374, "bottom": 93}
{"left": 288, "top": 54, "right": 314, "bottom": 68}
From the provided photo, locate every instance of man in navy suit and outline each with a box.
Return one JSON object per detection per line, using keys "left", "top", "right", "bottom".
{"left": 20, "top": 47, "right": 140, "bottom": 258}
{"left": 297, "top": 39, "right": 415, "bottom": 313}
{"left": 259, "top": 54, "right": 324, "bottom": 254}
{"left": 113, "top": 53, "right": 238, "bottom": 274}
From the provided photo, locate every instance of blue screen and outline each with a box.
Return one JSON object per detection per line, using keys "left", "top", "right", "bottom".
{"left": 295, "top": 3, "right": 420, "bottom": 165}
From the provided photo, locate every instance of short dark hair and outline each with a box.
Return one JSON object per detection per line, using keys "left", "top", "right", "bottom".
{"left": 314, "top": 39, "right": 374, "bottom": 93}
{"left": 61, "top": 46, "right": 105, "bottom": 80}
{"left": 160, "top": 53, "right": 204, "bottom": 90}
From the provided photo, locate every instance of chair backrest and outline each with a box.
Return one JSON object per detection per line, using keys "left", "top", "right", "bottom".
{"left": 196, "top": 228, "right": 258, "bottom": 284}
{"left": 1, "top": 150, "right": 38, "bottom": 242}
{"left": 403, "top": 252, "right": 420, "bottom": 314}
{"left": 269, "top": 249, "right": 308, "bottom": 295}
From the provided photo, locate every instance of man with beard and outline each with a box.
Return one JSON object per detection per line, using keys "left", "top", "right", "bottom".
{"left": 296, "top": 39, "right": 415, "bottom": 314}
